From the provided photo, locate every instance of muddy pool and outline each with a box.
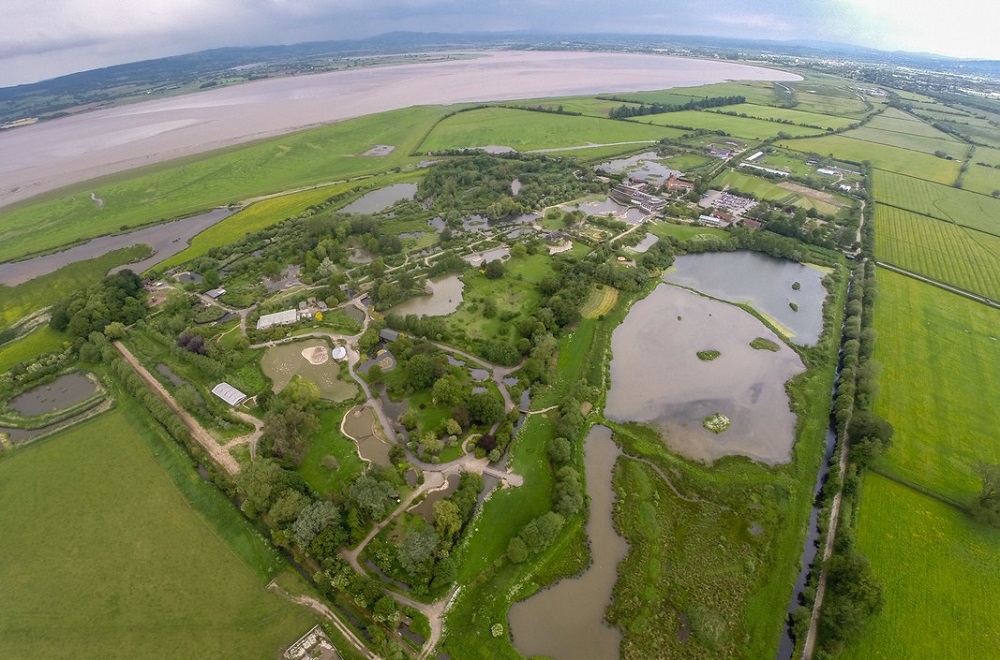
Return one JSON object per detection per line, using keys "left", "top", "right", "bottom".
{"left": 7, "top": 372, "right": 97, "bottom": 416}
{"left": 605, "top": 285, "right": 804, "bottom": 465}
{"left": 509, "top": 425, "right": 627, "bottom": 659}
{"left": 388, "top": 274, "right": 464, "bottom": 317}
{"left": 260, "top": 338, "right": 358, "bottom": 401}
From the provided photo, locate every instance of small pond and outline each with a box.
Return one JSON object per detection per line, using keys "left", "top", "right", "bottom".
{"left": 341, "top": 183, "right": 418, "bottom": 215}
{"left": 7, "top": 372, "right": 97, "bottom": 416}
{"left": 409, "top": 474, "right": 460, "bottom": 523}
{"left": 155, "top": 363, "right": 185, "bottom": 387}
{"left": 464, "top": 247, "right": 510, "bottom": 267}
{"left": 594, "top": 151, "right": 682, "bottom": 182}
{"left": 629, "top": 232, "right": 659, "bottom": 254}
{"left": 665, "top": 251, "right": 827, "bottom": 345}
{"left": 511, "top": 178, "right": 522, "bottom": 195}
{"left": 260, "top": 339, "right": 358, "bottom": 402}
{"left": 388, "top": 275, "right": 464, "bottom": 317}
{"left": 510, "top": 425, "right": 627, "bottom": 659}
{"left": 0, "top": 208, "right": 233, "bottom": 286}
{"left": 343, "top": 406, "right": 393, "bottom": 468}
{"left": 605, "top": 285, "right": 804, "bottom": 465}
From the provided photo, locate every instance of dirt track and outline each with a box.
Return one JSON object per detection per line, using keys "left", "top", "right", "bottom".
{"left": 113, "top": 341, "right": 240, "bottom": 475}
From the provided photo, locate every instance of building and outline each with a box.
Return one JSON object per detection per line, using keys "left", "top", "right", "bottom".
{"left": 379, "top": 328, "right": 400, "bottom": 342}
{"left": 332, "top": 346, "right": 347, "bottom": 361}
{"left": 664, "top": 174, "right": 695, "bottom": 193}
{"left": 256, "top": 309, "right": 298, "bottom": 330}
{"left": 205, "top": 288, "right": 226, "bottom": 299}
{"left": 211, "top": 382, "right": 247, "bottom": 407}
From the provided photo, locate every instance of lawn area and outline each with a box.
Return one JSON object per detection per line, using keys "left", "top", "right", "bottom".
{"left": 845, "top": 126, "right": 966, "bottom": 158}
{"left": 501, "top": 96, "right": 643, "bottom": 118}
{"left": 636, "top": 110, "right": 822, "bottom": 140}
{"left": 960, "top": 163, "right": 1000, "bottom": 197}
{"left": 417, "top": 107, "right": 681, "bottom": 153}
{"left": 580, "top": 284, "right": 619, "bottom": 319}
{"left": 780, "top": 137, "right": 961, "bottom": 185}
{"left": 0, "top": 326, "right": 65, "bottom": 371}
{"left": 712, "top": 169, "right": 848, "bottom": 215}
{"left": 648, "top": 222, "right": 728, "bottom": 242}
{"left": 874, "top": 204, "right": 1000, "bottom": 299}
{"left": 871, "top": 270, "right": 1000, "bottom": 502}
{"left": 0, "top": 408, "right": 316, "bottom": 658}
{"left": 842, "top": 474, "right": 1000, "bottom": 660}
{"left": 0, "top": 244, "right": 151, "bottom": 327}
{"left": 706, "top": 103, "right": 857, "bottom": 130}
{"left": 0, "top": 105, "right": 444, "bottom": 262}
{"left": 789, "top": 77, "right": 876, "bottom": 117}
{"left": 873, "top": 169, "right": 1000, "bottom": 236}
{"left": 298, "top": 405, "right": 366, "bottom": 497}
{"left": 620, "top": 81, "right": 781, "bottom": 107}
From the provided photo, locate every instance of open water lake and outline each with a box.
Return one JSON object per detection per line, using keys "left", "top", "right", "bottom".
{"left": 665, "top": 251, "right": 827, "bottom": 345}
{"left": 341, "top": 183, "right": 418, "bottom": 215}
{"left": 605, "top": 284, "right": 804, "bottom": 465}
{"left": 509, "top": 425, "right": 627, "bottom": 659}
{"left": 388, "top": 274, "right": 464, "bottom": 317}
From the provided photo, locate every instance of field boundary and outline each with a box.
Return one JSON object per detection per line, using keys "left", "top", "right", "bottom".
{"left": 875, "top": 261, "right": 1000, "bottom": 309}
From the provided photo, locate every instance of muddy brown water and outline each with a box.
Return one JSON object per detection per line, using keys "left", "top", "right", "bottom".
{"left": 0, "top": 208, "right": 233, "bottom": 286}
{"left": 7, "top": 372, "right": 97, "bottom": 416}
{"left": 260, "top": 338, "right": 358, "bottom": 401}
{"left": 341, "top": 183, "right": 418, "bottom": 215}
{"left": 605, "top": 285, "right": 804, "bottom": 465}
{"left": 665, "top": 252, "right": 826, "bottom": 345}
{"left": 629, "top": 232, "right": 659, "bottom": 253}
{"left": 595, "top": 151, "right": 683, "bottom": 182}
{"left": 509, "top": 425, "right": 627, "bottom": 659}
{"left": 388, "top": 274, "right": 464, "bottom": 317}
{"left": 408, "top": 473, "right": 460, "bottom": 523}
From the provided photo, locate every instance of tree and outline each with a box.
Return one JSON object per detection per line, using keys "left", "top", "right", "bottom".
{"left": 348, "top": 474, "right": 397, "bottom": 521}
{"left": 484, "top": 259, "right": 505, "bottom": 280}
{"left": 292, "top": 500, "right": 341, "bottom": 548}
{"left": 406, "top": 353, "right": 439, "bottom": 390}
{"left": 103, "top": 321, "right": 127, "bottom": 340}
{"left": 507, "top": 537, "right": 529, "bottom": 563}
{"left": 468, "top": 391, "right": 505, "bottom": 426}
{"left": 433, "top": 499, "right": 462, "bottom": 546}
{"left": 445, "top": 418, "right": 463, "bottom": 436}
{"left": 268, "top": 489, "right": 311, "bottom": 527}
{"left": 236, "top": 459, "right": 293, "bottom": 517}
{"left": 398, "top": 525, "right": 438, "bottom": 575}
{"left": 509, "top": 242, "right": 527, "bottom": 259}
{"left": 848, "top": 411, "right": 894, "bottom": 465}
{"left": 972, "top": 463, "right": 1000, "bottom": 527}
{"left": 263, "top": 404, "right": 318, "bottom": 468}
{"left": 419, "top": 431, "right": 444, "bottom": 455}
{"left": 548, "top": 437, "right": 572, "bottom": 465}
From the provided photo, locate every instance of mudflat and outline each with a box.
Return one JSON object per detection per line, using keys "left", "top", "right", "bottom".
{"left": 0, "top": 51, "right": 799, "bottom": 208}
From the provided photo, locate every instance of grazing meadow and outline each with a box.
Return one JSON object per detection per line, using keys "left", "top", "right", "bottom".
{"left": 781, "top": 136, "right": 961, "bottom": 184}
{"left": 0, "top": 408, "right": 316, "bottom": 658}
{"left": 873, "top": 169, "right": 1000, "bottom": 236}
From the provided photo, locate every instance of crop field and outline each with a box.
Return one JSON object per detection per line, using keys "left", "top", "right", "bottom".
{"left": 0, "top": 409, "right": 315, "bottom": 658}
{"left": 969, "top": 144, "right": 1000, "bottom": 167}
{"left": 788, "top": 80, "right": 875, "bottom": 117}
{"left": 706, "top": 103, "right": 856, "bottom": 130}
{"left": 635, "top": 110, "right": 822, "bottom": 140}
{"left": 873, "top": 169, "right": 1000, "bottom": 236}
{"left": 158, "top": 180, "right": 367, "bottom": 270}
{"left": 868, "top": 107, "right": 963, "bottom": 139}
{"left": 417, "top": 107, "right": 681, "bottom": 153}
{"left": 874, "top": 204, "right": 1000, "bottom": 299}
{"left": 0, "top": 244, "right": 150, "bottom": 327}
{"left": 960, "top": 163, "right": 1000, "bottom": 197}
{"left": 580, "top": 284, "right": 619, "bottom": 318}
{"left": 0, "top": 106, "right": 444, "bottom": 262}
{"left": 844, "top": 126, "right": 966, "bottom": 158}
{"left": 620, "top": 80, "right": 780, "bottom": 107}
{"left": 871, "top": 270, "right": 1000, "bottom": 502}
{"left": 842, "top": 474, "right": 1000, "bottom": 660}
{"left": 780, "top": 136, "right": 961, "bottom": 184}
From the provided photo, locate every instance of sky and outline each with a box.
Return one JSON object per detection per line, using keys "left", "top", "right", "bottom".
{"left": 2, "top": 0, "right": 998, "bottom": 87}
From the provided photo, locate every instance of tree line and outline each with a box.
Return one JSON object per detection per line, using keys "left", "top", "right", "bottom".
{"left": 606, "top": 95, "right": 746, "bottom": 120}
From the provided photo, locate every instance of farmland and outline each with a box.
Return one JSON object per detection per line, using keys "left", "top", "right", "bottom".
{"left": 712, "top": 169, "right": 849, "bottom": 214}
{"left": 960, "top": 163, "right": 1000, "bottom": 197}
{"left": 873, "top": 169, "right": 1000, "bottom": 236}
{"left": 0, "top": 408, "right": 316, "bottom": 658}
{"left": 0, "top": 105, "right": 444, "bottom": 262}
{"left": 780, "top": 136, "right": 961, "bottom": 184}
{"left": 845, "top": 126, "right": 965, "bottom": 158}
{"left": 842, "top": 474, "right": 1000, "bottom": 660}
{"left": 874, "top": 204, "right": 1000, "bottom": 299}
{"left": 869, "top": 270, "right": 1000, "bottom": 502}
{"left": 706, "top": 103, "right": 857, "bottom": 130}
{"left": 416, "top": 107, "right": 681, "bottom": 152}
{"left": 635, "top": 110, "right": 823, "bottom": 140}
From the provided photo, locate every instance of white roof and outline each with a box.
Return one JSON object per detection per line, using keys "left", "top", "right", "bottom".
{"left": 211, "top": 382, "right": 247, "bottom": 406}
{"left": 332, "top": 346, "right": 347, "bottom": 360}
{"left": 256, "top": 309, "right": 298, "bottom": 330}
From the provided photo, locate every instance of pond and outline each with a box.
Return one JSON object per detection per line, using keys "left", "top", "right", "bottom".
{"left": 464, "top": 247, "right": 510, "bottom": 267}
{"left": 509, "top": 425, "right": 627, "bottom": 659}
{"left": 260, "top": 338, "right": 358, "bottom": 402}
{"left": 594, "top": 151, "right": 682, "bottom": 182}
{"left": 605, "top": 285, "right": 804, "bottom": 465}
{"left": 341, "top": 183, "right": 418, "bottom": 215}
{"left": 0, "top": 208, "right": 233, "bottom": 286}
{"left": 342, "top": 406, "right": 393, "bottom": 468}
{"left": 665, "top": 251, "right": 827, "bottom": 345}
{"left": 155, "top": 363, "right": 186, "bottom": 387}
{"left": 7, "top": 372, "right": 97, "bottom": 416}
{"left": 408, "top": 474, "right": 460, "bottom": 523}
{"left": 629, "top": 232, "right": 659, "bottom": 254}
{"left": 388, "top": 275, "right": 464, "bottom": 317}
{"left": 562, "top": 198, "right": 646, "bottom": 226}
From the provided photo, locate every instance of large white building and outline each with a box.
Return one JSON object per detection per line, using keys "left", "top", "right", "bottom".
{"left": 211, "top": 382, "right": 248, "bottom": 406}
{"left": 256, "top": 309, "right": 298, "bottom": 330}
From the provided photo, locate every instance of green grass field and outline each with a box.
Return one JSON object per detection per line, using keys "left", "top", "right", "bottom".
{"left": 867, "top": 107, "right": 965, "bottom": 140}
{"left": 874, "top": 204, "right": 1000, "bottom": 299}
{"left": 636, "top": 110, "right": 823, "bottom": 140}
{"left": 842, "top": 474, "right": 1000, "bottom": 660}
{"left": 615, "top": 80, "right": 781, "bottom": 107}
{"left": 648, "top": 222, "right": 728, "bottom": 242}
{"left": 298, "top": 405, "right": 366, "bottom": 497}
{"left": 873, "top": 169, "right": 1000, "bottom": 236}
{"left": 0, "top": 106, "right": 444, "bottom": 262}
{"left": 706, "top": 103, "right": 856, "bottom": 130}
{"left": 960, "top": 163, "right": 1000, "bottom": 197}
{"left": 845, "top": 126, "right": 965, "bottom": 158}
{"left": 0, "top": 408, "right": 316, "bottom": 658}
{"left": 579, "top": 285, "right": 619, "bottom": 319}
{"left": 712, "top": 169, "right": 847, "bottom": 214}
{"left": 789, "top": 78, "right": 876, "bottom": 117}
{"left": 417, "top": 107, "right": 681, "bottom": 153}
{"left": 780, "top": 137, "right": 961, "bottom": 184}
{"left": 0, "top": 244, "right": 151, "bottom": 327}
{"left": 871, "top": 270, "right": 1000, "bottom": 502}
{"left": 0, "top": 326, "right": 65, "bottom": 371}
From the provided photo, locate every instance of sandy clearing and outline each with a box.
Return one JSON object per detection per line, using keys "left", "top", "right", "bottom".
{"left": 0, "top": 51, "right": 800, "bottom": 209}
